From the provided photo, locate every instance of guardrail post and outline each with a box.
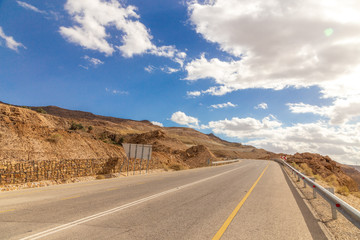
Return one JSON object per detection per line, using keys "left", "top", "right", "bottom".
{"left": 310, "top": 177, "right": 316, "bottom": 198}
{"left": 326, "top": 187, "right": 338, "bottom": 220}
{"left": 302, "top": 177, "right": 306, "bottom": 188}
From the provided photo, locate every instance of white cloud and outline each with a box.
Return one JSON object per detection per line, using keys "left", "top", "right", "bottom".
{"left": 287, "top": 102, "right": 329, "bottom": 116}
{"left": 151, "top": 121, "right": 163, "bottom": 127}
{"left": 17, "top": 1, "right": 46, "bottom": 14}
{"left": 0, "top": 26, "right": 26, "bottom": 52}
{"left": 288, "top": 97, "right": 360, "bottom": 125}
{"left": 208, "top": 115, "right": 282, "bottom": 138}
{"left": 185, "top": 0, "right": 360, "bottom": 122}
{"left": 246, "top": 122, "right": 360, "bottom": 165}
{"left": 84, "top": 55, "right": 104, "bottom": 66}
{"left": 17, "top": 1, "right": 61, "bottom": 20}
{"left": 187, "top": 91, "right": 201, "bottom": 97}
{"left": 105, "top": 87, "right": 128, "bottom": 95}
{"left": 171, "top": 111, "right": 200, "bottom": 128}
{"left": 60, "top": 0, "right": 185, "bottom": 64}
{"left": 160, "top": 66, "right": 180, "bottom": 74}
{"left": 210, "top": 102, "right": 237, "bottom": 109}
{"left": 255, "top": 103, "right": 268, "bottom": 110}
{"left": 206, "top": 114, "right": 359, "bottom": 164}
{"left": 79, "top": 65, "right": 89, "bottom": 70}
{"left": 144, "top": 65, "right": 156, "bottom": 73}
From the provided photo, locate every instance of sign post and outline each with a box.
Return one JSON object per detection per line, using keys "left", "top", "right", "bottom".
{"left": 122, "top": 143, "right": 152, "bottom": 176}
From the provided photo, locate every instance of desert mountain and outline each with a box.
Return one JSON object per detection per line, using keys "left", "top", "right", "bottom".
{"left": 1, "top": 101, "right": 359, "bottom": 193}
{"left": 0, "top": 102, "right": 275, "bottom": 170}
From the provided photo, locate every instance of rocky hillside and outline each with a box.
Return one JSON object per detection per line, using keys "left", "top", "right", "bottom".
{"left": 287, "top": 153, "right": 359, "bottom": 193}
{"left": 1, "top": 101, "right": 360, "bottom": 194}
{"left": 0, "top": 102, "right": 274, "bottom": 170}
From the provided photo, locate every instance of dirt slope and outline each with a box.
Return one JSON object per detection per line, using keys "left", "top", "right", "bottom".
{"left": 0, "top": 104, "right": 126, "bottom": 161}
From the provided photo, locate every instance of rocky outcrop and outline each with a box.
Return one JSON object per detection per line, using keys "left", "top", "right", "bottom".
{"left": 287, "top": 153, "right": 359, "bottom": 191}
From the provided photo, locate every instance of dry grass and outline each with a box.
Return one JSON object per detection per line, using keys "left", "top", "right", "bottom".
{"left": 313, "top": 174, "right": 322, "bottom": 181}
{"left": 299, "top": 163, "right": 314, "bottom": 176}
{"left": 337, "top": 186, "right": 350, "bottom": 196}
{"left": 325, "top": 174, "right": 339, "bottom": 187}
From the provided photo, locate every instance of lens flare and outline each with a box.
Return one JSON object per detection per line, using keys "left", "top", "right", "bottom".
{"left": 324, "top": 28, "right": 334, "bottom": 37}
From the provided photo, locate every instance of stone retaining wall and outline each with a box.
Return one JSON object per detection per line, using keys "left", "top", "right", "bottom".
{"left": 0, "top": 156, "right": 158, "bottom": 185}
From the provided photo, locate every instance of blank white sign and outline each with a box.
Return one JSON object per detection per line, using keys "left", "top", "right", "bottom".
{"left": 122, "top": 143, "right": 152, "bottom": 160}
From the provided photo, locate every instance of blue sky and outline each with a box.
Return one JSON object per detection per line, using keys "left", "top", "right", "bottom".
{"left": 1, "top": 0, "right": 360, "bottom": 164}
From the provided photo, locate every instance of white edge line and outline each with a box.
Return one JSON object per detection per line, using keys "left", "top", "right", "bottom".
{"left": 20, "top": 164, "right": 249, "bottom": 240}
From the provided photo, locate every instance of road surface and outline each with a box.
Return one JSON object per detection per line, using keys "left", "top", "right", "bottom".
{"left": 0, "top": 160, "right": 327, "bottom": 239}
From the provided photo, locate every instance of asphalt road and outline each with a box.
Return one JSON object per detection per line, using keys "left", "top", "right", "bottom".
{"left": 0, "top": 160, "right": 327, "bottom": 239}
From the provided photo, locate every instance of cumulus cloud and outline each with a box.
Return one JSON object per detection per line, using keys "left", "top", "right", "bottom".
{"left": 246, "top": 122, "right": 360, "bottom": 165}
{"left": 17, "top": 1, "right": 46, "bottom": 14}
{"left": 208, "top": 115, "right": 282, "bottom": 138}
{"left": 186, "top": 0, "right": 360, "bottom": 122}
{"left": 187, "top": 91, "right": 201, "bottom": 97}
{"left": 288, "top": 97, "right": 360, "bottom": 125}
{"left": 208, "top": 114, "right": 359, "bottom": 164}
{"left": 0, "top": 26, "right": 26, "bottom": 52}
{"left": 171, "top": 111, "right": 200, "bottom": 128}
{"left": 210, "top": 102, "right": 237, "bottom": 109}
{"left": 151, "top": 121, "right": 163, "bottom": 127}
{"left": 60, "top": 0, "right": 185, "bottom": 64}
{"left": 255, "top": 103, "right": 268, "bottom": 110}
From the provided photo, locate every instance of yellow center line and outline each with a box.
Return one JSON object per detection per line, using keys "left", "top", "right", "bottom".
{"left": 61, "top": 195, "right": 81, "bottom": 201}
{"left": 0, "top": 209, "right": 15, "bottom": 214}
{"left": 106, "top": 188, "right": 119, "bottom": 191}
{"left": 212, "top": 163, "right": 270, "bottom": 240}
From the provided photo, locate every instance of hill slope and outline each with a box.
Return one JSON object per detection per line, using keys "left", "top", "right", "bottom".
{"left": 0, "top": 103, "right": 275, "bottom": 169}
{"left": 1, "top": 102, "right": 359, "bottom": 195}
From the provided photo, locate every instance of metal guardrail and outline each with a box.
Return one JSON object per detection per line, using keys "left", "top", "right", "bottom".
{"left": 276, "top": 159, "right": 360, "bottom": 229}
{"left": 212, "top": 159, "right": 240, "bottom": 165}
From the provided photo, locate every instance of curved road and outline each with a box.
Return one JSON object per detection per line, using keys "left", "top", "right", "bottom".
{"left": 0, "top": 160, "right": 327, "bottom": 239}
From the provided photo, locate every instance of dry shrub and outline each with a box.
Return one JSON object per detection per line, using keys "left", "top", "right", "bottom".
{"left": 337, "top": 186, "right": 350, "bottom": 196}
{"left": 96, "top": 175, "right": 105, "bottom": 180}
{"left": 47, "top": 134, "right": 62, "bottom": 143}
{"left": 290, "top": 162, "right": 302, "bottom": 172}
{"left": 169, "top": 164, "right": 185, "bottom": 171}
{"left": 313, "top": 174, "right": 323, "bottom": 181}
{"left": 163, "top": 164, "right": 169, "bottom": 171}
{"left": 299, "top": 163, "right": 313, "bottom": 176}
{"left": 325, "top": 174, "right": 339, "bottom": 187}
